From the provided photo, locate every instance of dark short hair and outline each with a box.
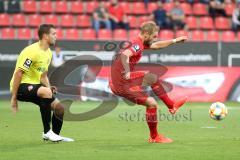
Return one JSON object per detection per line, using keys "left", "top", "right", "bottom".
{"left": 38, "top": 24, "right": 55, "bottom": 40}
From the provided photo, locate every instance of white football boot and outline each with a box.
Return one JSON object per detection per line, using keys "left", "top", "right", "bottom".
{"left": 42, "top": 130, "right": 63, "bottom": 142}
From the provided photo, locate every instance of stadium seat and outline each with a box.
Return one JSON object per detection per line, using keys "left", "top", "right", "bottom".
{"left": 43, "top": 15, "right": 59, "bottom": 26}
{"left": 12, "top": 14, "right": 27, "bottom": 27}
{"left": 199, "top": 17, "right": 214, "bottom": 30}
{"left": 70, "top": 1, "right": 84, "bottom": 14}
{"left": 193, "top": 3, "right": 208, "bottom": 16}
{"left": 147, "top": 2, "right": 157, "bottom": 13}
{"left": 39, "top": 1, "right": 53, "bottom": 13}
{"left": 176, "top": 30, "right": 188, "bottom": 37}
{"left": 0, "top": 14, "right": 10, "bottom": 27}
{"left": 119, "top": 2, "right": 132, "bottom": 14}
{"left": 60, "top": 15, "right": 75, "bottom": 28}
{"left": 128, "top": 16, "right": 139, "bottom": 28}
{"left": 163, "top": 2, "right": 174, "bottom": 12}
{"left": 55, "top": 1, "right": 68, "bottom": 14}
{"left": 221, "top": 31, "right": 235, "bottom": 42}
{"left": 132, "top": 2, "right": 146, "bottom": 15}
{"left": 22, "top": 0, "right": 37, "bottom": 13}
{"left": 191, "top": 30, "right": 204, "bottom": 41}
{"left": 237, "top": 32, "right": 240, "bottom": 41}
{"left": 186, "top": 16, "right": 198, "bottom": 30}
{"left": 1, "top": 28, "right": 15, "bottom": 39}
{"left": 180, "top": 3, "right": 192, "bottom": 15}
{"left": 225, "top": 3, "right": 235, "bottom": 16}
{"left": 28, "top": 14, "right": 42, "bottom": 28}
{"left": 81, "top": 29, "right": 96, "bottom": 40}
{"left": 17, "top": 28, "right": 31, "bottom": 39}
{"left": 129, "top": 29, "right": 140, "bottom": 39}
{"left": 206, "top": 30, "right": 220, "bottom": 42}
{"left": 113, "top": 29, "right": 127, "bottom": 41}
{"left": 98, "top": 29, "right": 112, "bottom": 40}
{"left": 215, "top": 17, "right": 230, "bottom": 30}
{"left": 56, "top": 28, "right": 64, "bottom": 40}
{"left": 65, "top": 29, "right": 80, "bottom": 40}
{"left": 138, "top": 16, "right": 150, "bottom": 25}
{"left": 85, "top": 1, "right": 98, "bottom": 14}
{"left": 159, "top": 30, "right": 174, "bottom": 40}
{"left": 76, "top": 15, "right": 91, "bottom": 28}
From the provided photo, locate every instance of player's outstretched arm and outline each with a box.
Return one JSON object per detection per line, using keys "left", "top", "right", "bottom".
{"left": 120, "top": 49, "right": 133, "bottom": 80}
{"left": 150, "top": 36, "right": 188, "bottom": 50}
{"left": 11, "top": 69, "right": 24, "bottom": 113}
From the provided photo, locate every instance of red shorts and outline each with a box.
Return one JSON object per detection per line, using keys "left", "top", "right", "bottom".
{"left": 110, "top": 71, "right": 149, "bottom": 105}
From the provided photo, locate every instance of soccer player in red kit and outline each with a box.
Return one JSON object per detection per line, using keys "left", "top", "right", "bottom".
{"left": 109, "top": 21, "right": 188, "bottom": 143}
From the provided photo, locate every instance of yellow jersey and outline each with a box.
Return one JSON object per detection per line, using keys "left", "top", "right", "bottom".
{"left": 10, "top": 42, "right": 52, "bottom": 91}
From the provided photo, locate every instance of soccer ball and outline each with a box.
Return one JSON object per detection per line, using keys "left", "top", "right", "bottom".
{"left": 209, "top": 102, "right": 228, "bottom": 121}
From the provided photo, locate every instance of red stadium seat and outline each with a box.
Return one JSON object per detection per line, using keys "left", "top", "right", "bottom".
{"left": 225, "top": 3, "right": 235, "bottom": 16}
{"left": 199, "top": 16, "right": 214, "bottom": 30}
{"left": 186, "top": 16, "right": 198, "bottom": 29}
{"left": 193, "top": 3, "right": 208, "bottom": 16}
{"left": 65, "top": 29, "right": 80, "bottom": 40}
{"left": 159, "top": 30, "right": 174, "bottom": 40}
{"left": 221, "top": 31, "right": 235, "bottom": 42}
{"left": 176, "top": 30, "right": 188, "bottom": 37}
{"left": 39, "top": 1, "right": 53, "bottom": 13}
{"left": 191, "top": 30, "right": 204, "bottom": 41}
{"left": 237, "top": 32, "right": 240, "bottom": 41}
{"left": 81, "top": 29, "right": 96, "bottom": 40}
{"left": 180, "top": 3, "right": 192, "bottom": 15}
{"left": 60, "top": 15, "right": 75, "bottom": 28}
{"left": 55, "top": 1, "right": 68, "bottom": 14}
{"left": 132, "top": 2, "right": 146, "bottom": 14}
{"left": 0, "top": 14, "right": 10, "bottom": 27}
{"left": 119, "top": 2, "right": 132, "bottom": 14}
{"left": 129, "top": 29, "right": 140, "bottom": 40}
{"left": 17, "top": 28, "right": 31, "bottom": 39}
{"left": 22, "top": 0, "right": 37, "bottom": 13}
{"left": 98, "top": 29, "right": 112, "bottom": 40}
{"left": 215, "top": 17, "right": 230, "bottom": 30}
{"left": 206, "top": 30, "right": 220, "bottom": 42}
{"left": 12, "top": 14, "right": 26, "bottom": 27}
{"left": 1, "top": 28, "right": 15, "bottom": 39}
{"left": 43, "top": 15, "right": 59, "bottom": 26}
{"left": 70, "top": 1, "right": 84, "bottom": 14}
{"left": 113, "top": 29, "right": 127, "bottom": 41}
{"left": 85, "top": 1, "right": 98, "bottom": 14}
{"left": 138, "top": 16, "right": 150, "bottom": 25}
{"left": 28, "top": 14, "right": 42, "bottom": 28}
{"left": 128, "top": 16, "right": 139, "bottom": 28}
{"left": 147, "top": 2, "right": 158, "bottom": 13}
{"left": 76, "top": 15, "right": 91, "bottom": 28}
{"left": 163, "top": 2, "right": 174, "bottom": 12}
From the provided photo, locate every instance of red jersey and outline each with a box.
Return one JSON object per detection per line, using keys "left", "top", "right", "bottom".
{"left": 108, "top": 5, "right": 124, "bottom": 21}
{"left": 110, "top": 36, "right": 149, "bottom": 86}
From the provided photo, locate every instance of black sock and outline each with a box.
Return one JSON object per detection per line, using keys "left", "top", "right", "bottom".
{"left": 52, "top": 103, "right": 64, "bottom": 135}
{"left": 39, "top": 106, "right": 51, "bottom": 134}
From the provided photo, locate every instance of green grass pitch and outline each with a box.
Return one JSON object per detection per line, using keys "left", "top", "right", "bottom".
{"left": 1, "top": 100, "right": 240, "bottom": 160}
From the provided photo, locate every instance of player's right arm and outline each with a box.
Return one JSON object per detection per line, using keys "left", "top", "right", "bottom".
{"left": 11, "top": 69, "right": 24, "bottom": 113}
{"left": 120, "top": 49, "right": 133, "bottom": 80}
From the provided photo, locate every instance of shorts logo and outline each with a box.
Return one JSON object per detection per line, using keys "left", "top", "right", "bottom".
{"left": 23, "top": 59, "right": 32, "bottom": 69}
{"left": 28, "top": 85, "right": 33, "bottom": 91}
{"left": 132, "top": 45, "right": 140, "bottom": 52}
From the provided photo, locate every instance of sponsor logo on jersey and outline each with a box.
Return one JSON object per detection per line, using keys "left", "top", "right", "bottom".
{"left": 23, "top": 58, "right": 32, "bottom": 69}
{"left": 132, "top": 45, "right": 140, "bottom": 52}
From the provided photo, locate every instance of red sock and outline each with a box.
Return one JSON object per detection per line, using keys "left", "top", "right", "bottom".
{"left": 146, "top": 107, "right": 158, "bottom": 139}
{"left": 151, "top": 80, "right": 173, "bottom": 109}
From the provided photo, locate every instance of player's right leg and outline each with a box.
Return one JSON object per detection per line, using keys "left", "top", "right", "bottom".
{"left": 144, "top": 97, "right": 173, "bottom": 144}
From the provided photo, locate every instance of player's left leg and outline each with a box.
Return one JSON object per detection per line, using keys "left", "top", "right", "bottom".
{"left": 142, "top": 72, "right": 187, "bottom": 114}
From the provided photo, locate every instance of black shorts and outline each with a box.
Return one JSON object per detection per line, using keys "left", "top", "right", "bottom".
{"left": 17, "top": 83, "right": 43, "bottom": 106}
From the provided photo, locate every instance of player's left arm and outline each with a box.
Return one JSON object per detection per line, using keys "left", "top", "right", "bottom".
{"left": 41, "top": 71, "right": 51, "bottom": 88}
{"left": 150, "top": 36, "right": 188, "bottom": 50}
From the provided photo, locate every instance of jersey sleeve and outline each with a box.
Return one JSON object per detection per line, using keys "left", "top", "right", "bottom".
{"left": 129, "top": 43, "right": 141, "bottom": 56}
{"left": 16, "top": 47, "right": 36, "bottom": 72}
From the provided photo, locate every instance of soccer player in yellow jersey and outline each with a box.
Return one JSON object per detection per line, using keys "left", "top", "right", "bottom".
{"left": 10, "top": 24, "right": 73, "bottom": 142}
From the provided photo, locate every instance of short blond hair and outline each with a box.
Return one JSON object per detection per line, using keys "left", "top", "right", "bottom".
{"left": 140, "top": 21, "right": 159, "bottom": 35}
